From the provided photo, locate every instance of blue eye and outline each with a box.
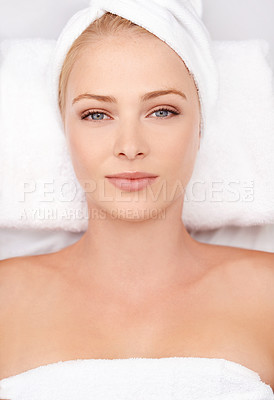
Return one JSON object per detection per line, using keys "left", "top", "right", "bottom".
{"left": 81, "top": 107, "right": 180, "bottom": 122}
{"left": 81, "top": 111, "right": 107, "bottom": 121}
{"left": 152, "top": 108, "right": 179, "bottom": 118}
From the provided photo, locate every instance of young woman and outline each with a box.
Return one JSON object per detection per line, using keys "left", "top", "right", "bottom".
{"left": 0, "top": 2, "right": 274, "bottom": 398}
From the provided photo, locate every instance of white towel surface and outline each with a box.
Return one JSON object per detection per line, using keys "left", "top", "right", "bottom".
{"left": 0, "top": 38, "right": 274, "bottom": 232}
{"left": 0, "top": 357, "right": 273, "bottom": 399}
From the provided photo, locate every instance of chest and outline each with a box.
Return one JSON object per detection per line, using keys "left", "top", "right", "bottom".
{"left": 2, "top": 278, "right": 274, "bottom": 391}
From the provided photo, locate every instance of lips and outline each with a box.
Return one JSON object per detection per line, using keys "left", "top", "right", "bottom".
{"left": 105, "top": 171, "right": 158, "bottom": 179}
{"left": 105, "top": 171, "right": 159, "bottom": 192}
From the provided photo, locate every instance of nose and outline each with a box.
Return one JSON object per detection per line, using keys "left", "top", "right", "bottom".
{"left": 113, "top": 121, "right": 149, "bottom": 160}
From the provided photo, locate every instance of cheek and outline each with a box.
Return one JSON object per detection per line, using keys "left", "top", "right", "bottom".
{"left": 163, "top": 124, "right": 199, "bottom": 184}
{"left": 65, "top": 124, "right": 101, "bottom": 179}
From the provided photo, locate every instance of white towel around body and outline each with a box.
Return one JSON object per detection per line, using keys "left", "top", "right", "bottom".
{"left": 0, "top": 357, "right": 273, "bottom": 400}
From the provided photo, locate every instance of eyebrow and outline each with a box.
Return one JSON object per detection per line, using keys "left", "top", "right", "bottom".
{"left": 72, "top": 89, "right": 187, "bottom": 105}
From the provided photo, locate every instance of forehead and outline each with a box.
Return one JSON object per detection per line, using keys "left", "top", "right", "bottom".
{"left": 66, "top": 32, "right": 197, "bottom": 100}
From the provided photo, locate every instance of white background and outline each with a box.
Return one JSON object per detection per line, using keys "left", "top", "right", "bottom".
{"left": 0, "top": 0, "right": 274, "bottom": 67}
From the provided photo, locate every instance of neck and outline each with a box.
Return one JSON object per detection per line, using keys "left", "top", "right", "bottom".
{"left": 68, "top": 198, "right": 205, "bottom": 300}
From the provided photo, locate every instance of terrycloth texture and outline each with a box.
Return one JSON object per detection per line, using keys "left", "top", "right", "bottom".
{"left": 0, "top": 357, "right": 273, "bottom": 399}
{"left": 48, "top": 0, "right": 219, "bottom": 138}
{"left": 0, "top": 38, "right": 274, "bottom": 232}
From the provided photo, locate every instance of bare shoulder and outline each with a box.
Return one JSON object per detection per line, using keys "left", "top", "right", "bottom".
{"left": 204, "top": 241, "right": 274, "bottom": 272}
{"left": 0, "top": 254, "right": 47, "bottom": 282}
{"left": 206, "top": 243, "right": 274, "bottom": 351}
{"left": 213, "top": 244, "right": 274, "bottom": 341}
{"left": 0, "top": 253, "right": 60, "bottom": 318}
{"left": 238, "top": 247, "right": 274, "bottom": 357}
{"left": 202, "top": 241, "right": 274, "bottom": 306}
{"left": 209, "top": 243, "right": 274, "bottom": 291}
{"left": 0, "top": 256, "right": 32, "bottom": 294}
{"left": 0, "top": 256, "right": 38, "bottom": 312}
{"left": 221, "top": 245, "right": 274, "bottom": 288}
{"left": 239, "top": 247, "right": 274, "bottom": 307}
{"left": 0, "top": 254, "right": 66, "bottom": 378}
{"left": 238, "top": 248, "right": 274, "bottom": 307}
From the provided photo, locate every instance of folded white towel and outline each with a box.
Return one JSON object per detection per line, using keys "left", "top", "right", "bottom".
{"left": 183, "top": 39, "right": 274, "bottom": 230}
{"left": 0, "top": 38, "right": 273, "bottom": 231}
{"left": 0, "top": 357, "right": 273, "bottom": 399}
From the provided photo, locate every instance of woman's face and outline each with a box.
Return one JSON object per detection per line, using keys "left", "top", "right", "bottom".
{"left": 64, "top": 31, "right": 200, "bottom": 220}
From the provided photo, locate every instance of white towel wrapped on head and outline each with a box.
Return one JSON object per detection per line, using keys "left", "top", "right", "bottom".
{"left": 48, "top": 0, "right": 219, "bottom": 138}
